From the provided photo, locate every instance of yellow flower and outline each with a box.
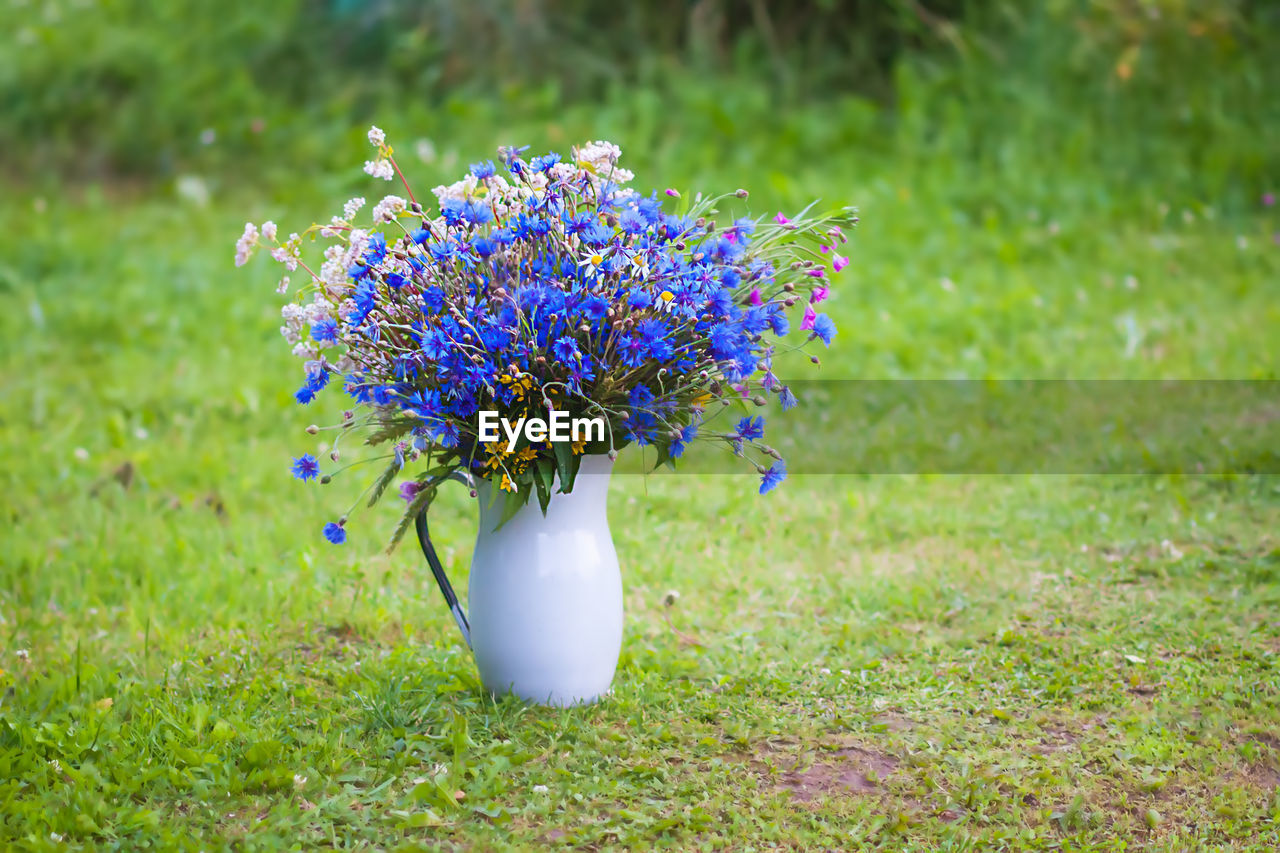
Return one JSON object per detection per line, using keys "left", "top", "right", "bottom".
{"left": 499, "top": 474, "right": 516, "bottom": 493}
{"left": 571, "top": 438, "right": 587, "bottom": 455}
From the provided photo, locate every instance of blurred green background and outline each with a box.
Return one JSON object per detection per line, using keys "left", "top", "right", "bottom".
{"left": 2, "top": 2, "right": 1280, "bottom": 846}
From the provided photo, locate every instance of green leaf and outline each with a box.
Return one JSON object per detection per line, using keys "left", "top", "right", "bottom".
{"left": 493, "top": 484, "right": 531, "bottom": 530}
{"left": 366, "top": 456, "right": 401, "bottom": 508}
{"left": 533, "top": 458, "right": 554, "bottom": 513}
{"left": 364, "top": 417, "right": 416, "bottom": 447}
{"left": 385, "top": 482, "right": 435, "bottom": 554}
{"left": 551, "top": 441, "right": 574, "bottom": 493}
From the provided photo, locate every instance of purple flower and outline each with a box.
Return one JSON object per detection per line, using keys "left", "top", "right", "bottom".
{"left": 1264, "top": 192, "right": 1276, "bottom": 207}
{"left": 810, "top": 285, "right": 830, "bottom": 304}
{"left": 747, "top": 287, "right": 762, "bottom": 306}
{"left": 759, "top": 460, "right": 786, "bottom": 494}
{"left": 399, "top": 480, "right": 423, "bottom": 503}
{"left": 323, "top": 521, "right": 347, "bottom": 544}
{"left": 291, "top": 454, "right": 320, "bottom": 481}
{"left": 801, "top": 304, "right": 817, "bottom": 331}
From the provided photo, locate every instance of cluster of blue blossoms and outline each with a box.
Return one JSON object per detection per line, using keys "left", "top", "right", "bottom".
{"left": 246, "top": 134, "right": 855, "bottom": 545}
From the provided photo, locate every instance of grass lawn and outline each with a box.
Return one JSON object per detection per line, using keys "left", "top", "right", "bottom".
{"left": 2, "top": 156, "right": 1278, "bottom": 849}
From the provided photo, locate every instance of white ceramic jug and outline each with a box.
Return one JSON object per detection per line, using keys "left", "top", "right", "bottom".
{"left": 426, "top": 454, "right": 623, "bottom": 706}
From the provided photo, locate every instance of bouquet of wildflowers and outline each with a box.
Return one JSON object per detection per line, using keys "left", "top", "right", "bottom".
{"left": 237, "top": 129, "right": 855, "bottom": 549}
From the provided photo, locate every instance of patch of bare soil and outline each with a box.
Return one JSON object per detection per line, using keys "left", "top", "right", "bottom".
{"left": 768, "top": 746, "right": 899, "bottom": 803}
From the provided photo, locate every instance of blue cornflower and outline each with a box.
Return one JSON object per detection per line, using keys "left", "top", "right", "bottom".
{"left": 618, "top": 209, "right": 649, "bottom": 235}
{"left": 498, "top": 144, "right": 530, "bottom": 168}
{"left": 670, "top": 422, "right": 698, "bottom": 458}
{"left": 364, "top": 232, "right": 388, "bottom": 264}
{"left": 736, "top": 416, "right": 765, "bottom": 441}
{"left": 323, "top": 521, "right": 347, "bottom": 544}
{"left": 705, "top": 288, "right": 735, "bottom": 317}
{"left": 421, "top": 287, "right": 445, "bottom": 314}
{"left": 410, "top": 226, "right": 431, "bottom": 244}
{"left": 627, "top": 289, "right": 653, "bottom": 310}
{"left": 295, "top": 384, "right": 317, "bottom": 404}
{"left": 430, "top": 420, "right": 461, "bottom": 448}
{"left": 530, "top": 152, "right": 561, "bottom": 173}
{"left": 811, "top": 314, "right": 836, "bottom": 346}
{"left": 385, "top": 272, "right": 408, "bottom": 289}
{"left": 566, "top": 212, "right": 594, "bottom": 236}
{"left": 733, "top": 217, "right": 757, "bottom": 236}
{"left": 708, "top": 322, "right": 748, "bottom": 362}
{"left": 580, "top": 222, "right": 613, "bottom": 247}
{"left": 579, "top": 294, "right": 609, "bottom": 321}
{"left": 472, "top": 235, "right": 496, "bottom": 258}
{"left": 470, "top": 160, "right": 497, "bottom": 180}
{"left": 440, "top": 198, "right": 467, "bottom": 227}
{"left": 759, "top": 460, "right": 787, "bottom": 495}
{"left": 636, "top": 195, "right": 664, "bottom": 224}
{"left": 291, "top": 454, "right": 320, "bottom": 481}
{"left": 767, "top": 307, "right": 789, "bottom": 337}
{"left": 463, "top": 199, "right": 492, "bottom": 226}
{"left": 779, "top": 385, "right": 799, "bottom": 411}
{"left": 311, "top": 317, "right": 339, "bottom": 344}
{"left": 551, "top": 335, "right": 580, "bottom": 362}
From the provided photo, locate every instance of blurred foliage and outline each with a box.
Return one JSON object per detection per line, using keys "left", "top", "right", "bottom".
{"left": 0, "top": 0, "right": 1276, "bottom": 211}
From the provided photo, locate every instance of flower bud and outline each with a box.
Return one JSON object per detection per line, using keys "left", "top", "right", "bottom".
{"left": 810, "top": 356, "right": 821, "bottom": 365}
{"left": 735, "top": 189, "right": 748, "bottom": 198}
{"left": 320, "top": 475, "right": 332, "bottom": 484}
{"left": 330, "top": 450, "right": 340, "bottom": 461}
{"left": 608, "top": 449, "right": 618, "bottom": 460}
{"left": 306, "top": 424, "right": 319, "bottom": 434}
{"left": 783, "top": 282, "right": 795, "bottom": 292}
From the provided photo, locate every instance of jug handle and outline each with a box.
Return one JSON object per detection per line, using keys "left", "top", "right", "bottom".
{"left": 414, "top": 469, "right": 474, "bottom": 649}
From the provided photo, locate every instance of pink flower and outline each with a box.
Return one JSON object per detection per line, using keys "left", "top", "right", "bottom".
{"left": 773, "top": 212, "right": 791, "bottom": 225}
{"left": 1264, "top": 192, "right": 1276, "bottom": 207}
{"left": 810, "top": 285, "right": 829, "bottom": 304}
{"left": 801, "top": 304, "right": 817, "bottom": 331}
{"left": 819, "top": 244, "right": 831, "bottom": 253}
{"left": 747, "top": 287, "right": 762, "bottom": 306}
{"left": 399, "top": 481, "right": 423, "bottom": 503}
{"left": 833, "top": 254, "right": 849, "bottom": 273}
{"left": 665, "top": 188, "right": 681, "bottom": 198}
{"left": 805, "top": 268, "right": 825, "bottom": 278}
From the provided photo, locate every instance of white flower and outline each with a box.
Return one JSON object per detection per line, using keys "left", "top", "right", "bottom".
{"left": 270, "top": 246, "right": 299, "bottom": 272}
{"left": 343, "top": 197, "right": 366, "bottom": 220}
{"left": 276, "top": 276, "right": 290, "bottom": 295}
{"left": 293, "top": 774, "right": 308, "bottom": 787}
{"left": 291, "top": 341, "right": 318, "bottom": 360}
{"left": 234, "top": 222, "right": 258, "bottom": 267}
{"left": 367, "top": 126, "right": 385, "bottom": 147}
{"left": 372, "top": 195, "right": 407, "bottom": 223}
{"left": 15, "top": 649, "right": 29, "bottom": 660}
{"left": 432, "top": 174, "right": 479, "bottom": 202}
{"left": 532, "top": 785, "right": 549, "bottom": 794}
{"left": 364, "top": 159, "right": 394, "bottom": 181}
{"left": 342, "top": 230, "right": 371, "bottom": 266}
{"left": 260, "top": 220, "right": 278, "bottom": 242}
{"left": 575, "top": 140, "right": 621, "bottom": 169}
